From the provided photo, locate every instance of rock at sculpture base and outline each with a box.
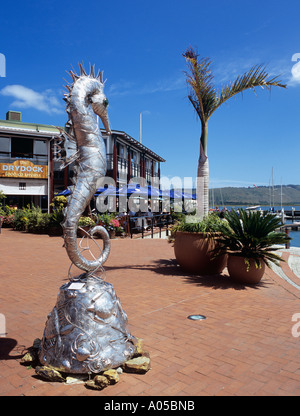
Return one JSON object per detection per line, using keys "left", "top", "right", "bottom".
{"left": 102, "top": 369, "right": 120, "bottom": 384}
{"left": 35, "top": 365, "right": 65, "bottom": 382}
{"left": 122, "top": 356, "right": 151, "bottom": 374}
{"left": 38, "top": 274, "right": 135, "bottom": 374}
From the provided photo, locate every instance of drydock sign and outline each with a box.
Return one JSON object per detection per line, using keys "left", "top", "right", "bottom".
{"left": 0, "top": 160, "right": 48, "bottom": 179}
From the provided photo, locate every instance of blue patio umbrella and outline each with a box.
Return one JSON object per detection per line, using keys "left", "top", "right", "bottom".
{"left": 118, "top": 185, "right": 141, "bottom": 196}
{"left": 56, "top": 189, "right": 71, "bottom": 196}
{"left": 95, "top": 185, "right": 117, "bottom": 196}
{"left": 129, "top": 187, "right": 161, "bottom": 198}
{"left": 58, "top": 186, "right": 115, "bottom": 197}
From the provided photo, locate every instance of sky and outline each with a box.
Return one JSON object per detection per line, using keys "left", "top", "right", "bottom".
{"left": 0, "top": 0, "right": 299, "bottom": 189}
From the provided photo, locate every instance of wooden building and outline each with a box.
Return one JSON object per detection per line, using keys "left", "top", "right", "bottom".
{"left": 0, "top": 111, "right": 165, "bottom": 211}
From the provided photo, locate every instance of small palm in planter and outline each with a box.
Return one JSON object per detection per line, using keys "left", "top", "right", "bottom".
{"left": 212, "top": 209, "right": 291, "bottom": 285}
{"left": 173, "top": 213, "right": 229, "bottom": 275}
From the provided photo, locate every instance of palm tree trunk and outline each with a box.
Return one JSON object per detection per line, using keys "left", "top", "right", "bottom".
{"left": 196, "top": 125, "right": 209, "bottom": 219}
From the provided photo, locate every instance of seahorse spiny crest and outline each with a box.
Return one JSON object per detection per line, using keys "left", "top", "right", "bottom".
{"left": 63, "top": 63, "right": 106, "bottom": 109}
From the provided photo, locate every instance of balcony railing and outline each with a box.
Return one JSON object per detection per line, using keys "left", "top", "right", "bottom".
{"left": 130, "top": 162, "right": 139, "bottom": 177}
{"left": 0, "top": 152, "right": 48, "bottom": 165}
{"left": 117, "top": 156, "right": 128, "bottom": 172}
{"left": 100, "top": 153, "right": 159, "bottom": 180}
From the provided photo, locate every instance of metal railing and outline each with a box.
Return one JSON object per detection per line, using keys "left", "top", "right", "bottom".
{"left": 0, "top": 152, "right": 48, "bottom": 165}
{"left": 126, "top": 213, "right": 173, "bottom": 239}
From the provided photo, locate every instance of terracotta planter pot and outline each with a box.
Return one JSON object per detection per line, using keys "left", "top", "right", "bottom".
{"left": 174, "top": 231, "right": 227, "bottom": 275}
{"left": 108, "top": 230, "right": 116, "bottom": 239}
{"left": 227, "top": 255, "right": 266, "bottom": 285}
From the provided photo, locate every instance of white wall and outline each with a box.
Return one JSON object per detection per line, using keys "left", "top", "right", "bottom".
{"left": 0, "top": 178, "right": 47, "bottom": 195}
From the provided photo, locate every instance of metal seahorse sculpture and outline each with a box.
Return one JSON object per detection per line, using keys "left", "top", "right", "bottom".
{"left": 56, "top": 63, "right": 111, "bottom": 272}
{"left": 38, "top": 65, "right": 136, "bottom": 375}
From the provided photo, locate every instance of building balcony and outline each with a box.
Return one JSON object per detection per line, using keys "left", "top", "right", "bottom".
{"left": 0, "top": 152, "right": 48, "bottom": 166}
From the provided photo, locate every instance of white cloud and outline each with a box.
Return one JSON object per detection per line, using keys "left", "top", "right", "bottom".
{"left": 289, "top": 54, "right": 300, "bottom": 86}
{"left": 0, "top": 85, "right": 64, "bottom": 114}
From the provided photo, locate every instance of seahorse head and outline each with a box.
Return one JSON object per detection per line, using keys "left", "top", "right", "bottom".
{"left": 65, "top": 64, "right": 111, "bottom": 135}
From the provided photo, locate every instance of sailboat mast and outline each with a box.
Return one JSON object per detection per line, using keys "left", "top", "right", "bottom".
{"left": 280, "top": 177, "right": 282, "bottom": 209}
{"left": 272, "top": 167, "right": 274, "bottom": 210}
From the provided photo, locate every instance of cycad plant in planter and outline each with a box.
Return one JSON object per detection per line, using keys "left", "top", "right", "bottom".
{"left": 173, "top": 213, "right": 229, "bottom": 275}
{"left": 212, "top": 209, "right": 291, "bottom": 285}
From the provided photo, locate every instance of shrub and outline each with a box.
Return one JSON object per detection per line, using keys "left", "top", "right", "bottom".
{"left": 26, "top": 206, "right": 50, "bottom": 234}
{"left": 0, "top": 191, "right": 6, "bottom": 216}
{"left": 78, "top": 216, "right": 95, "bottom": 227}
{"left": 11, "top": 205, "right": 50, "bottom": 233}
{"left": 13, "top": 206, "right": 31, "bottom": 231}
{"left": 97, "top": 213, "right": 124, "bottom": 235}
{"left": 173, "top": 212, "right": 226, "bottom": 234}
{"left": 2, "top": 213, "right": 15, "bottom": 228}
{"left": 49, "top": 195, "right": 67, "bottom": 226}
{"left": 168, "top": 212, "right": 228, "bottom": 244}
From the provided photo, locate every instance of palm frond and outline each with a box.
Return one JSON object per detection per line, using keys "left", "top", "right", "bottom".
{"left": 183, "top": 48, "right": 287, "bottom": 123}
{"left": 183, "top": 47, "right": 217, "bottom": 123}
{"left": 213, "top": 65, "right": 286, "bottom": 117}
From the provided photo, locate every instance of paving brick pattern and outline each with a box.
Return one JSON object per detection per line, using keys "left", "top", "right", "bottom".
{"left": 1, "top": 228, "right": 300, "bottom": 396}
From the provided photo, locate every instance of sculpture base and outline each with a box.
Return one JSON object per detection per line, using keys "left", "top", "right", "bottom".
{"left": 38, "top": 274, "right": 135, "bottom": 374}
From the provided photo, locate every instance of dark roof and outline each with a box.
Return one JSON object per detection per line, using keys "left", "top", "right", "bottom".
{"left": 107, "top": 129, "right": 165, "bottom": 163}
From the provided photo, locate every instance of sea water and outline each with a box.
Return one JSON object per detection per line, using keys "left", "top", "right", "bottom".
{"left": 286, "top": 228, "right": 300, "bottom": 248}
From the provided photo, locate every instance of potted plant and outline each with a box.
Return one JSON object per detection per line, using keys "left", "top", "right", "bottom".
{"left": 97, "top": 213, "right": 124, "bottom": 238}
{"left": 78, "top": 216, "right": 95, "bottom": 237}
{"left": 212, "top": 208, "right": 291, "bottom": 285}
{"left": 172, "top": 213, "right": 228, "bottom": 275}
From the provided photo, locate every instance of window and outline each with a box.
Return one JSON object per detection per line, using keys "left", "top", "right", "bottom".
{"left": 131, "top": 151, "right": 137, "bottom": 163}
{"left": 0, "top": 137, "right": 10, "bottom": 157}
{"left": 11, "top": 137, "right": 33, "bottom": 158}
{"left": 19, "top": 182, "right": 26, "bottom": 190}
{"left": 117, "top": 143, "right": 125, "bottom": 158}
{"left": 34, "top": 140, "right": 47, "bottom": 156}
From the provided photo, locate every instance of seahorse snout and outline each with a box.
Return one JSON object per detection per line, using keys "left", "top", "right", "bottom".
{"left": 91, "top": 98, "right": 111, "bottom": 135}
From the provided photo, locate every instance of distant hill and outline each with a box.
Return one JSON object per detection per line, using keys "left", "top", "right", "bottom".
{"left": 208, "top": 185, "right": 300, "bottom": 206}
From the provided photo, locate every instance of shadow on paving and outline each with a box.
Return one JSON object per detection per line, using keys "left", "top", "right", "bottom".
{"left": 105, "top": 259, "right": 271, "bottom": 291}
{"left": 0, "top": 338, "right": 26, "bottom": 360}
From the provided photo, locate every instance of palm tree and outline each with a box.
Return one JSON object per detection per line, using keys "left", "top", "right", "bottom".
{"left": 183, "top": 47, "right": 286, "bottom": 219}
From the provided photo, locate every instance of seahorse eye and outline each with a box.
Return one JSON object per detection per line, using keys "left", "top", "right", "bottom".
{"left": 103, "top": 98, "right": 109, "bottom": 108}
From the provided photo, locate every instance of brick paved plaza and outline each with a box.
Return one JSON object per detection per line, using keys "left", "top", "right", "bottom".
{"left": 1, "top": 228, "right": 300, "bottom": 396}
